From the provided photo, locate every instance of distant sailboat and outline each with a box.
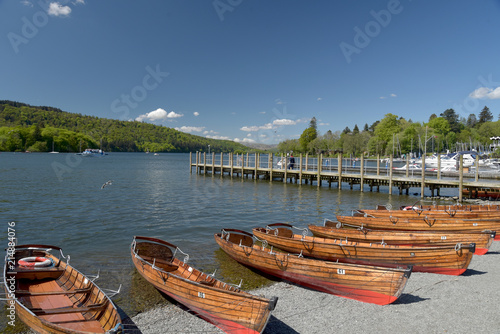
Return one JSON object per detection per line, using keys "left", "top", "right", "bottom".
{"left": 49, "top": 141, "right": 59, "bottom": 154}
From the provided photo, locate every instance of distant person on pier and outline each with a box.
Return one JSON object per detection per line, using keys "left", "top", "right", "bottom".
{"left": 288, "top": 154, "right": 295, "bottom": 169}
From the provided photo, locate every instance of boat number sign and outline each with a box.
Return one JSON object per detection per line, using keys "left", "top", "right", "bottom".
{"left": 337, "top": 269, "right": 346, "bottom": 275}
{"left": 198, "top": 292, "right": 206, "bottom": 298}
{"left": 441, "top": 236, "right": 447, "bottom": 240}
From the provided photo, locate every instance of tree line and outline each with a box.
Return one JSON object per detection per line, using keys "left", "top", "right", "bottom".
{"left": 278, "top": 106, "right": 500, "bottom": 157}
{"left": 0, "top": 101, "right": 249, "bottom": 153}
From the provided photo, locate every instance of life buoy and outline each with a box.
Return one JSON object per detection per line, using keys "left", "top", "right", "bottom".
{"left": 18, "top": 257, "right": 52, "bottom": 268}
{"left": 403, "top": 206, "right": 417, "bottom": 211}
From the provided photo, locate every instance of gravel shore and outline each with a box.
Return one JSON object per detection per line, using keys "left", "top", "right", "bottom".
{"left": 131, "top": 241, "right": 500, "bottom": 334}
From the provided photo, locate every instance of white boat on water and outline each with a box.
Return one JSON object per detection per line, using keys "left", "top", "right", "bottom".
{"left": 78, "top": 148, "right": 106, "bottom": 157}
{"left": 417, "top": 151, "right": 490, "bottom": 169}
{"left": 393, "top": 163, "right": 421, "bottom": 170}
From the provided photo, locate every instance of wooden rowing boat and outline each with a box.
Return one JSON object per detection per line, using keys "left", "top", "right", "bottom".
{"left": 3, "top": 244, "right": 122, "bottom": 334}
{"left": 378, "top": 204, "right": 500, "bottom": 212}
{"left": 309, "top": 220, "right": 495, "bottom": 255}
{"left": 215, "top": 229, "right": 411, "bottom": 305}
{"left": 253, "top": 224, "right": 475, "bottom": 276}
{"left": 339, "top": 213, "right": 500, "bottom": 240}
{"left": 363, "top": 207, "right": 500, "bottom": 219}
{"left": 131, "top": 236, "right": 277, "bottom": 334}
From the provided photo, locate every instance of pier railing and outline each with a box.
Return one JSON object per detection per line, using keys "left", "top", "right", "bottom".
{"left": 190, "top": 152, "right": 500, "bottom": 201}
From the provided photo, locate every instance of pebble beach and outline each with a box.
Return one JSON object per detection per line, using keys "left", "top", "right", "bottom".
{"left": 130, "top": 241, "right": 500, "bottom": 334}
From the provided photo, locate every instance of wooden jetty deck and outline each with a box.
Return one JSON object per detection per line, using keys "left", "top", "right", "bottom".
{"left": 190, "top": 152, "right": 500, "bottom": 202}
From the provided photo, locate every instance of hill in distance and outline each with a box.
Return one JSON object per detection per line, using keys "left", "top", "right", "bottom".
{"left": 0, "top": 100, "right": 259, "bottom": 153}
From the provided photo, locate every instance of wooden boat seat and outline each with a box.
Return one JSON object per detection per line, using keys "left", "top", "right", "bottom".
{"left": 31, "top": 302, "right": 108, "bottom": 315}
{"left": 14, "top": 266, "right": 65, "bottom": 281}
{"left": 135, "top": 242, "right": 173, "bottom": 262}
{"left": 15, "top": 286, "right": 92, "bottom": 296}
{"left": 275, "top": 228, "right": 293, "bottom": 239}
{"left": 199, "top": 279, "right": 216, "bottom": 287}
{"left": 324, "top": 220, "right": 336, "bottom": 228}
{"left": 226, "top": 233, "right": 253, "bottom": 247}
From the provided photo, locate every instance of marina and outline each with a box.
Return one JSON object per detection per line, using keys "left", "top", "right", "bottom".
{"left": 191, "top": 152, "right": 500, "bottom": 201}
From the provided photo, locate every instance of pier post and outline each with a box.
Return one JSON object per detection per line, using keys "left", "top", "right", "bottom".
{"left": 389, "top": 154, "right": 393, "bottom": 195}
{"left": 377, "top": 154, "right": 380, "bottom": 176}
{"left": 459, "top": 155, "right": 464, "bottom": 202}
{"left": 190, "top": 152, "right": 193, "bottom": 173}
{"left": 230, "top": 153, "right": 234, "bottom": 176}
{"left": 196, "top": 151, "right": 199, "bottom": 174}
{"left": 421, "top": 155, "right": 425, "bottom": 198}
{"left": 299, "top": 154, "right": 303, "bottom": 184}
{"left": 203, "top": 152, "right": 207, "bottom": 174}
{"left": 360, "top": 155, "right": 364, "bottom": 192}
{"left": 269, "top": 153, "right": 273, "bottom": 182}
{"left": 220, "top": 152, "right": 224, "bottom": 176}
{"left": 284, "top": 154, "right": 288, "bottom": 183}
{"left": 317, "top": 154, "right": 322, "bottom": 187}
{"left": 338, "top": 153, "right": 342, "bottom": 189}
{"left": 212, "top": 152, "right": 215, "bottom": 175}
{"left": 241, "top": 153, "right": 244, "bottom": 179}
{"left": 255, "top": 153, "right": 259, "bottom": 179}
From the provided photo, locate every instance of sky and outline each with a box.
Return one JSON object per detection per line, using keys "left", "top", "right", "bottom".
{"left": 1, "top": 0, "right": 500, "bottom": 145}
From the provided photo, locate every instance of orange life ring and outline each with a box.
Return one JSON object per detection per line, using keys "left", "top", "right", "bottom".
{"left": 18, "top": 257, "right": 52, "bottom": 268}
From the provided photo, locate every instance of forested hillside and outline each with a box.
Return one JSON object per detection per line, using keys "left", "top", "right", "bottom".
{"left": 0, "top": 100, "right": 249, "bottom": 153}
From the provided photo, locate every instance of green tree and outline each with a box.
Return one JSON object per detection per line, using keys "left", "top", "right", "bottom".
{"left": 440, "top": 109, "right": 461, "bottom": 133}
{"left": 299, "top": 127, "right": 318, "bottom": 153}
{"left": 427, "top": 117, "right": 450, "bottom": 136}
{"left": 466, "top": 114, "right": 477, "bottom": 127}
{"left": 478, "top": 106, "right": 493, "bottom": 123}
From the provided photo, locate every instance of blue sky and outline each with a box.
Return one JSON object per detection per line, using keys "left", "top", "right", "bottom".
{"left": 1, "top": 0, "right": 500, "bottom": 145}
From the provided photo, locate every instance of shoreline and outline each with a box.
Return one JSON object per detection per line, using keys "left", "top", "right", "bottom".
{"left": 130, "top": 241, "right": 500, "bottom": 334}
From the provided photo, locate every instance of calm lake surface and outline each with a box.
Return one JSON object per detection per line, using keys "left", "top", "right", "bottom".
{"left": 0, "top": 152, "right": 457, "bottom": 332}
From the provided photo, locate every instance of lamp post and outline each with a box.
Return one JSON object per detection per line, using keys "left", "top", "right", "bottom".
{"left": 208, "top": 145, "right": 210, "bottom": 155}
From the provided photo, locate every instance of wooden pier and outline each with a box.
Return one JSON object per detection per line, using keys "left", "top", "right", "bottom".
{"left": 189, "top": 152, "right": 500, "bottom": 202}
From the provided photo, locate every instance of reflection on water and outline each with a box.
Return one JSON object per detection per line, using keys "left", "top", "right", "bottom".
{"left": 1, "top": 152, "right": 443, "bottom": 332}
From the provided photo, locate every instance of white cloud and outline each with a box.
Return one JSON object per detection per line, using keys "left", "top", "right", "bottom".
{"left": 48, "top": 2, "right": 72, "bottom": 16}
{"left": 240, "top": 123, "right": 273, "bottom": 132}
{"left": 240, "top": 118, "right": 299, "bottom": 133}
{"left": 317, "top": 97, "right": 323, "bottom": 101}
{"left": 136, "top": 108, "right": 183, "bottom": 122}
{"left": 273, "top": 119, "right": 296, "bottom": 126}
{"left": 207, "top": 135, "right": 230, "bottom": 140}
{"left": 470, "top": 87, "right": 500, "bottom": 99}
{"left": 193, "top": 112, "right": 200, "bottom": 116}
{"left": 74, "top": 0, "right": 85, "bottom": 4}
{"left": 175, "top": 126, "right": 205, "bottom": 133}
{"left": 390, "top": 93, "right": 397, "bottom": 97}
{"left": 275, "top": 98, "right": 285, "bottom": 105}
{"left": 234, "top": 138, "right": 256, "bottom": 143}
{"left": 21, "top": 1, "right": 33, "bottom": 7}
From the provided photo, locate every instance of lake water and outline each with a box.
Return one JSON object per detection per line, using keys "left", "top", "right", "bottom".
{"left": 0, "top": 152, "right": 454, "bottom": 332}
